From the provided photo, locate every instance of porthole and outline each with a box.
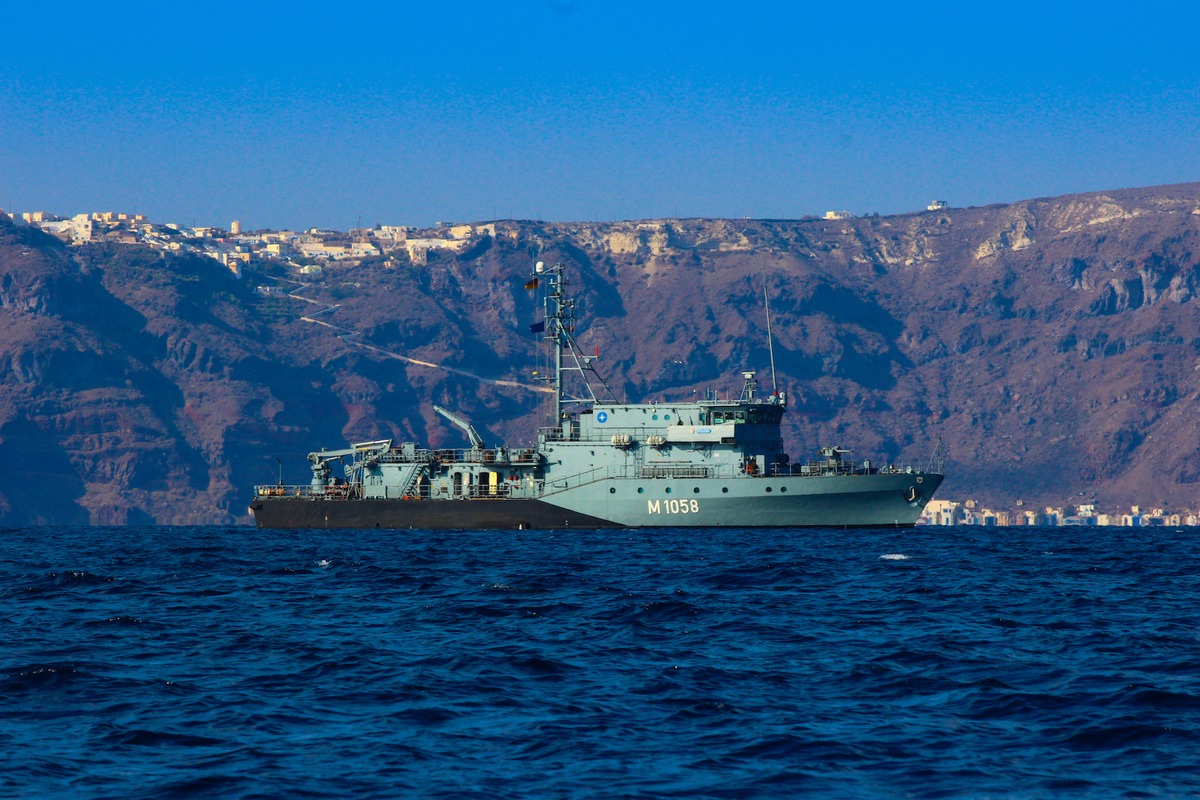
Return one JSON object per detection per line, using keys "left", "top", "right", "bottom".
{"left": 722, "top": 487, "right": 729, "bottom": 494}
{"left": 693, "top": 487, "right": 700, "bottom": 494}
{"left": 664, "top": 414, "right": 671, "bottom": 420}
{"left": 780, "top": 486, "right": 787, "bottom": 493}
{"left": 637, "top": 487, "right": 644, "bottom": 494}
{"left": 609, "top": 487, "right": 616, "bottom": 494}
{"left": 652, "top": 414, "right": 659, "bottom": 420}
{"left": 765, "top": 487, "right": 773, "bottom": 493}
{"left": 665, "top": 487, "right": 672, "bottom": 494}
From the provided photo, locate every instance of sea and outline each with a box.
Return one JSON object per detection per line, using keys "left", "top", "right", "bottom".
{"left": 3, "top": 525, "right": 1198, "bottom": 800}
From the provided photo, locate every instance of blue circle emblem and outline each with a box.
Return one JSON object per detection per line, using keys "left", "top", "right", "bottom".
{"left": 596, "top": 411, "right": 609, "bottom": 424}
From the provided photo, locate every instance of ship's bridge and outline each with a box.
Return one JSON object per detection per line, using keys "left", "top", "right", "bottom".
{"left": 697, "top": 404, "right": 784, "bottom": 426}
{"left": 558, "top": 400, "right": 784, "bottom": 448}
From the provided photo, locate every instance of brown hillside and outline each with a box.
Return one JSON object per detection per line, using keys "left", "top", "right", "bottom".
{"left": 0, "top": 182, "right": 1197, "bottom": 523}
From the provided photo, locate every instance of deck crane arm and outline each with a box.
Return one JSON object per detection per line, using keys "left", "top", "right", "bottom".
{"left": 433, "top": 405, "right": 486, "bottom": 449}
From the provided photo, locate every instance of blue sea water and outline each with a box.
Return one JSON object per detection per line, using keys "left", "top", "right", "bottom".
{"left": 2, "top": 525, "right": 1199, "bottom": 799}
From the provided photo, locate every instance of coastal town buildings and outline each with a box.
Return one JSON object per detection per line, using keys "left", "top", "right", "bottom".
{"left": 0, "top": 207, "right": 472, "bottom": 276}
{"left": 919, "top": 499, "right": 1200, "bottom": 527}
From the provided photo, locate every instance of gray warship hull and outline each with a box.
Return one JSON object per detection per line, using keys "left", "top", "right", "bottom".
{"left": 251, "top": 472, "right": 942, "bottom": 529}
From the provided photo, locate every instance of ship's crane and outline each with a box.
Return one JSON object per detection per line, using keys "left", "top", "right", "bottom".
{"left": 308, "top": 440, "right": 392, "bottom": 488}
{"left": 433, "top": 405, "right": 486, "bottom": 449}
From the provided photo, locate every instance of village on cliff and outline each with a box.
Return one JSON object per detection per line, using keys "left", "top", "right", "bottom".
{"left": 5, "top": 208, "right": 492, "bottom": 273}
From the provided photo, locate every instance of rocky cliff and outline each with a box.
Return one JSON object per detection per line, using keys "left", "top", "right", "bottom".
{"left": 1, "top": 182, "right": 1198, "bottom": 523}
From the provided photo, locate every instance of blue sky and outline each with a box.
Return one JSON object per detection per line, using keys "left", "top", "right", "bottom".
{"left": 3, "top": 1, "right": 1199, "bottom": 230}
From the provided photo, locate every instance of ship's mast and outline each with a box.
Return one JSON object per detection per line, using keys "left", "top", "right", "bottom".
{"left": 532, "top": 261, "right": 616, "bottom": 421}
{"left": 551, "top": 263, "right": 564, "bottom": 418}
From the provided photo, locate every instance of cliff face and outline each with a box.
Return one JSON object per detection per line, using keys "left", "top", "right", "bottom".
{"left": 1, "top": 182, "right": 1198, "bottom": 523}
{"left": 0, "top": 228, "right": 356, "bottom": 524}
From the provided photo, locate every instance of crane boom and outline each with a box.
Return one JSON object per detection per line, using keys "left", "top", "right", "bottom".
{"left": 433, "top": 405, "right": 485, "bottom": 448}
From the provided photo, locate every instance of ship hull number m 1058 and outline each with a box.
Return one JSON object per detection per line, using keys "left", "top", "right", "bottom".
{"left": 647, "top": 499, "right": 700, "bottom": 515}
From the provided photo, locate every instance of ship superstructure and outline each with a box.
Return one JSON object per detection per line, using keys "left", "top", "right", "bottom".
{"left": 250, "top": 262, "right": 943, "bottom": 529}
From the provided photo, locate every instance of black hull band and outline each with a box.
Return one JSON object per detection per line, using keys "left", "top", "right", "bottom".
{"left": 249, "top": 498, "right": 619, "bottom": 530}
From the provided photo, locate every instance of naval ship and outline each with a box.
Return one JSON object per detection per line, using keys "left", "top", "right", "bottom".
{"left": 250, "top": 262, "right": 943, "bottom": 529}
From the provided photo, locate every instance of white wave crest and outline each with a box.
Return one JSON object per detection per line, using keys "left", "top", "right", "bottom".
{"left": 879, "top": 553, "right": 910, "bottom": 561}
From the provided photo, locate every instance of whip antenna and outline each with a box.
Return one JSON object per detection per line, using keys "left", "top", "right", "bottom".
{"left": 763, "top": 276, "right": 778, "bottom": 394}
